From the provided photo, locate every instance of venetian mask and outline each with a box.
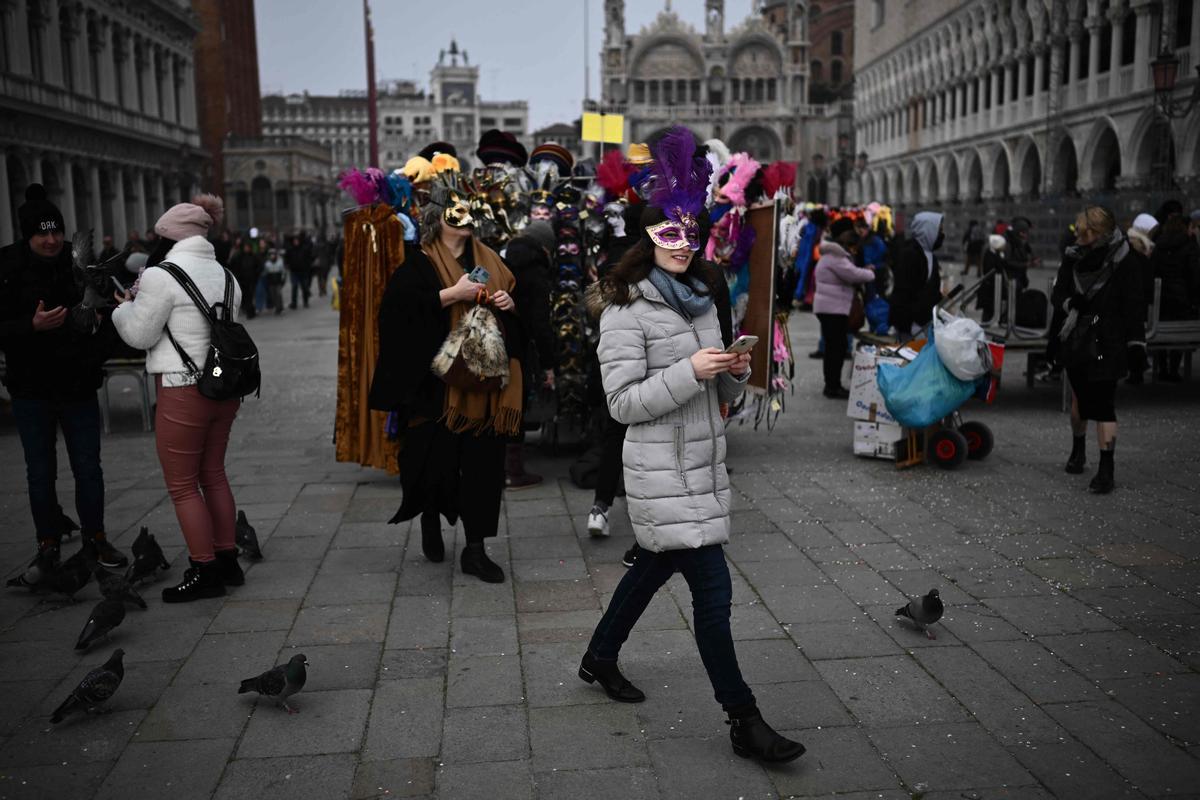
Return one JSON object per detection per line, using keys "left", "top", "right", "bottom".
{"left": 646, "top": 210, "right": 699, "bottom": 251}
{"left": 442, "top": 193, "right": 474, "bottom": 228}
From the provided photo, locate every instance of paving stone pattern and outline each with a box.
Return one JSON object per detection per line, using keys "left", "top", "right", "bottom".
{"left": 1, "top": 301, "right": 1198, "bottom": 799}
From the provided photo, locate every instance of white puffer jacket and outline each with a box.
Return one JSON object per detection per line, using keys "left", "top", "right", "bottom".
{"left": 593, "top": 278, "right": 748, "bottom": 552}
{"left": 111, "top": 236, "right": 241, "bottom": 387}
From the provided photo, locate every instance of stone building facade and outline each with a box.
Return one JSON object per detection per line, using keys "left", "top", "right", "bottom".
{"left": 599, "top": 0, "right": 852, "bottom": 175}
{"left": 1, "top": 0, "right": 206, "bottom": 245}
{"left": 853, "top": 0, "right": 1200, "bottom": 253}
{"left": 222, "top": 135, "right": 334, "bottom": 237}
{"left": 262, "top": 41, "right": 529, "bottom": 177}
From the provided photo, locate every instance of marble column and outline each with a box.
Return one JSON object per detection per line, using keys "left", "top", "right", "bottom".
{"left": 96, "top": 17, "right": 117, "bottom": 104}
{"left": 58, "top": 157, "right": 77, "bottom": 236}
{"left": 117, "top": 27, "right": 138, "bottom": 111}
{"left": 1067, "top": 22, "right": 1083, "bottom": 88}
{"left": 0, "top": 153, "right": 13, "bottom": 244}
{"left": 87, "top": 163, "right": 105, "bottom": 244}
{"left": 67, "top": 4, "right": 89, "bottom": 93}
{"left": 1033, "top": 46, "right": 1046, "bottom": 98}
{"left": 291, "top": 187, "right": 302, "bottom": 230}
{"left": 179, "top": 58, "right": 197, "bottom": 128}
{"left": 1085, "top": 15, "right": 1103, "bottom": 99}
{"left": 3, "top": 1, "right": 32, "bottom": 75}
{"left": 39, "top": 0, "right": 65, "bottom": 86}
{"left": 1017, "top": 54, "right": 1028, "bottom": 100}
{"left": 109, "top": 165, "right": 126, "bottom": 244}
{"left": 139, "top": 40, "right": 158, "bottom": 117}
{"left": 1109, "top": 9, "right": 1126, "bottom": 70}
{"left": 131, "top": 168, "right": 147, "bottom": 234}
{"left": 162, "top": 54, "right": 178, "bottom": 123}
{"left": 1131, "top": 3, "right": 1153, "bottom": 91}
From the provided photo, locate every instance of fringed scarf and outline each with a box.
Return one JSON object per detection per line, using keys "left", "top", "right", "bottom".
{"left": 424, "top": 236, "right": 523, "bottom": 436}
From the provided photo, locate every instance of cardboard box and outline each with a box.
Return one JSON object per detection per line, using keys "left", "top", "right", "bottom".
{"left": 853, "top": 421, "right": 904, "bottom": 459}
{"left": 846, "top": 347, "right": 906, "bottom": 425}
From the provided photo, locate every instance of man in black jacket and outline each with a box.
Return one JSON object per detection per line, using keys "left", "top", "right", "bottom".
{"left": 504, "top": 220, "right": 556, "bottom": 489}
{"left": 889, "top": 211, "right": 945, "bottom": 337}
{"left": 0, "top": 184, "right": 127, "bottom": 582}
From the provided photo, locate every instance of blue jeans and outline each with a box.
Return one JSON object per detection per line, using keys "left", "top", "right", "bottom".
{"left": 587, "top": 543, "right": 755, "bottom": 709}
{"left": 10, "top": 395, "right": 105, "bottom": 542}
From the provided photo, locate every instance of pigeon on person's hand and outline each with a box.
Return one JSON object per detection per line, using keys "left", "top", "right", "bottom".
{"left": 94, "top": 565, "right": 147, "bottom": 609}
{"left": 235, "top": 511, "right": 263, "bottom": 560}
{"left": 895, "top": 588, "right": 944, "bottom": 639}
{"left": 238, "top": 654, "right": 308, "bottom": 713}
{"left": 51, "top": 649, "right": 125, "bottom": 723}
{"left": 126, "top": 527, "right": 170, "bottom": 585}
{"left": 75, "top": 598, "right": 126, "bottom": 650}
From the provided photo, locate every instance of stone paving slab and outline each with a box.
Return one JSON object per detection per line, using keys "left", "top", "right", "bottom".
{"left": 3, "top": 301, "right": 1200, "bottom": 798}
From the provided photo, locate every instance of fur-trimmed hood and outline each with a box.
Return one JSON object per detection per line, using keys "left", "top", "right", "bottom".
{"left": 586, "top": 278, "right": 650, "bottom": 319}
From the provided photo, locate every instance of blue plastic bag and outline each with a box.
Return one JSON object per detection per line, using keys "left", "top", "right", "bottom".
{"left": 876, "top": 331, "right": 978, "bottom": 428}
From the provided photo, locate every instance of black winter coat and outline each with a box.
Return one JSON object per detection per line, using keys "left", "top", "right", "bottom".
{"left": 505, "top": 237, "right": 555, "bottom": 372}
{"left": 0, "top": 242, "right": 116, "bottom": 399}
{"left": 1050, "top": 241, "right": 1145, "bottom": 381}
{"left": 1150, "top": 228, "right": 1200, "bottom": 319}
{"left": 888, "top": 239, "right": 941, "bottom": 335}
{"left": 367, "top": 245, "right": 523, "bottom": 420}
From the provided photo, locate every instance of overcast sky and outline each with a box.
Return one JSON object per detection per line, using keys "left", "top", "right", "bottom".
{"left": 255, "top": 0, "right": 754, "bottom": 130}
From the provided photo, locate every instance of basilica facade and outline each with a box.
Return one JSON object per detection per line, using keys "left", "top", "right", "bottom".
{"left": 600, "top": 0, "right": 851, "bottom": 170}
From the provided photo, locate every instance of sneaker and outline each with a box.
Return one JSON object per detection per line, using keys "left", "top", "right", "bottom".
{"left": 6, "top": 540, "right": 60, "bottom": 589}
{"left": 621, "top": 543, "right": 639, "bottom": 568}
{"left": 587, "top": 504, "right": 610, "bottom": 537}
{"left": 90, "top": 534, "right": 129, "bottom": 569}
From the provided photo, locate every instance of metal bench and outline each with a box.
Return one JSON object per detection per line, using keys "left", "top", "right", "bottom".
{"left": 99, "top": 358, "right": 154, "bottom": 433}
{"left": 1145, "top": 278, "right": 1200, "bottom": 380}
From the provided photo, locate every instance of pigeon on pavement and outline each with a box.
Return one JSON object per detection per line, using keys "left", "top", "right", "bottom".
{"left": 236, "top": 511, "right": 263, "bottom": 560}
{"left": 75, "top": 598, "right": 127, "bottom": 651}
{"left": 51, "top": 649, "right": 125, "bottom": 723}
{"left": 238, "top": 654, "right": 308, "bottom": 713}
{"left": 47, "top": 545, "right": 95, "bottom": 599}
{"left": 895, "top": 588, "right": 944, "bottom": 639}
{"left": 126, "top": 527, "right": 170, "bottom": 585}
{"left": 94, "top": 566, "right": 147, "bottom": 609}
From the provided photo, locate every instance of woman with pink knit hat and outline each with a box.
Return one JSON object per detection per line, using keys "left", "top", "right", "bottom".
{"left": 112, "top": 195, "right": 245, "bottom": 602}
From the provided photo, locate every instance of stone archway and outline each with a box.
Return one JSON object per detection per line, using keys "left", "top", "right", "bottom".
{"left": 922, "top": 159, "right": 940, "bottom": 204}
{"left": 1018, "top": 141, "right": 1042, "bottom": 198}
{"left": 1051, "top": 135, "right": 1079, "bottom": 196}
{"left": 963, "top": 150, "right": 983, "bottom": 204}
{"left": 250, "top": 175, "right": 274, "bottom": 230}
{"left": 904, "top": 162, "right": 919, "bottom": 204}
{"left": 1134, "top": 117, "right": 1175, "bottom": 189}
{"left": 942, "top": 155, "right": 960, "bottom": 203}
{"left": 1089, "top": 125, "right": 1121, "bottom": 192}
{"left": 727, "top": 125, "right": 780, "bottom": 163}
{"left": 991, "top": 147, "right": 1011, "bottom": 200}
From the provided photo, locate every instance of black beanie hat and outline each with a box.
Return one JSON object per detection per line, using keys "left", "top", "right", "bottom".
{"left": 829, "top": 217, "right": 856, "bottom": 240}
{"left": 18, "top": 183, "right": 65, "bottom": 241}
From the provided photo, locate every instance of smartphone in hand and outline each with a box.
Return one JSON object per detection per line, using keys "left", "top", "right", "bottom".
{"left": 467, "top": 266, "right": 490, "bottom": 284}
{"left": 110, "top": 276, "right": 127, "bottom": 294}
{"left": 725, "top": 335, "right": 758, "bottom": 355}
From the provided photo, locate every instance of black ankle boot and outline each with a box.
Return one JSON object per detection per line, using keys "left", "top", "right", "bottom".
{"left": 1089, "top": 450, "right": 1115, "bottom": 494}
{"left": 578, "top": 652, "right": 645, "bottom": 703}
{"left": 726, "top": 704, "right": 806, "bottom": 763}
{"left": 214, "top": 549, "right": 245, "bottom": 586}
{"left": 162, "top": 560, "right": 227, "bottom": 603}
{"left": 421, "top": 513, "right": 444, "bottom": 563}
{"left": 1065, "top": 435, "right": 1086, "bottom": 474}
{"left": 460, "top": 542, "right": 504, "bottom": 583}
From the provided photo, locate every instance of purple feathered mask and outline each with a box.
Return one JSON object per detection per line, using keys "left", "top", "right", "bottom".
{"left": 645, "top": 126, "right": 711, "bottom": 252}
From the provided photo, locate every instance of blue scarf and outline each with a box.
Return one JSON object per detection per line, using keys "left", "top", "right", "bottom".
{"left": 648, "top": 266, "right": 713, "bottom": 319}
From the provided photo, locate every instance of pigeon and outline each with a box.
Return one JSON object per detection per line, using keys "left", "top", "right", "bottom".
{"left": 238, "top": 653, "right": 308, "bottom": 713}
{"left": 6, "top": 545, "right": 58, "bottom": 591}
{"left": 75, "top": 598, "right": 126, "bottom": 650}
{"left": 51, "top": 648, "right": 125, "bottom": 723}
{"left": 126, "top": 527, "right": 170, "bottom": 585}
{"left": 896, "top": 588, "right": 944, "bottom": 639}
{"left": 235, "top": 510, "right": 263, "bottom": 560}
{"left": 94, "top": 565, "right": 147, "bottom": 609}
{"left": 58, "top": 511, "right": 79, "bottom": 539}
{"left": 45, "top": 544, "right": 95, "bottom": 599}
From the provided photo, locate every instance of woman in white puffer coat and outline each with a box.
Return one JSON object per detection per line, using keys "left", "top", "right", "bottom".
{"left": 112, "top": 195, "right": 244, "bottom": 603}
{"left": 578, "top": 200, "right": 805, "bottom": 765}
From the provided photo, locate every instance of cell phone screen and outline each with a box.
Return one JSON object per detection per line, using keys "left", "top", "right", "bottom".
{"left": 110, "top": 276, "right": 127, "bottom": 294}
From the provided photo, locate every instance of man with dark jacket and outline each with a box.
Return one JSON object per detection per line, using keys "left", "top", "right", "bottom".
{"left": 503, "top": 220, "right": 556, "bottom": 489}
{"left": 888, "top": 211, "right": 944, "bottom": 336}
{"left": 0, "top": 184, "right": 127, "bottom": 583}
{"left": 284, "top": 234, "right": 312, "bottom": 309}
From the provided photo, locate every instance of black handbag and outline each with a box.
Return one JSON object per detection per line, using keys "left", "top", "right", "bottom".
{"left": 158, "top": 262, "right": 261, "bottom": 401}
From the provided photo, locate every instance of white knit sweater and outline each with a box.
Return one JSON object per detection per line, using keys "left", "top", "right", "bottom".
{"left": 112, "top": 236, "right": 242, "bottom": 387}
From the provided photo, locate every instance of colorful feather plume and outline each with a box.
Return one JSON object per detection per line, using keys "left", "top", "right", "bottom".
{"left": 385, "top": 171, "right": 413, "bottom": 211}
{"left": 338, "top": 169, "right": 380, "bottom": 205}
{"left": 647, "top": 126, "right": 712, "bottom": 223}
{"left": 716, "top": 153, "right": 761, "bottom": 208}
{"left": 596, "top": 149, "right": 632, "bottom": 202}
{"left": 762, "top": 161, "right": 797, "bottom": 199}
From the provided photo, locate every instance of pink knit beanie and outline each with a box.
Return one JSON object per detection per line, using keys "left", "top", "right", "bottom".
{"left": 155, "top": 194, "right": 224, "bottom": 240}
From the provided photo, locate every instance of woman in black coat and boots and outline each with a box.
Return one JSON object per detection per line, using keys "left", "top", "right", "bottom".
{"left": 368, "top": 189, "right": 525, "bottom": 582}
{"left": 1050, "top": 206, "right": 1145, "bottom": 494}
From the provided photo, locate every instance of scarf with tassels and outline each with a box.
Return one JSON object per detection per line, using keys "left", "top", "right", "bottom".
{"left": 424, "top": 237, "right": 524, "bottom": 437}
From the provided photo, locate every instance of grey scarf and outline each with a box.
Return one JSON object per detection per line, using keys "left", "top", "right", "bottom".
{"left": 648, "top": 267, "right": 713, "bottom": 319}
{"left": 1059, "top": 229, "right": 1128, "bottom": 340}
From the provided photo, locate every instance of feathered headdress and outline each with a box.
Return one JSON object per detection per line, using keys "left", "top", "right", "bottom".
{"left": 762, "top": 161, "right": 797, "bottom": 200}
{"left": 715, "top": 153, "right": 761, "bottom": 208}
{"left": 338, "top": 169, "right": 380, "bottom": 205}
{"left": 596, "top": 149, "right": 632, "bottom": 203}
{"left": 647, "top": 126, "right": 711, "bottom": 225}
{"left": 384, "top": 171, "right": 414, "bottom": 212}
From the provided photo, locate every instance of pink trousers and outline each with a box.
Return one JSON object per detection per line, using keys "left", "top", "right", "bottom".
{"left": 155, "top": 379, "right": 239, "bottom": 562}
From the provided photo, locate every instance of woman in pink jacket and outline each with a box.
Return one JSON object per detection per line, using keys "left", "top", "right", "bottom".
{"left": 813, "top": 219, "right": 876, "bottom": 398}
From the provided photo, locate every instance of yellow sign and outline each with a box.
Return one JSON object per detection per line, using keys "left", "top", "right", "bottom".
{"left": 581, "top": 112, "right": 625, "bottom": 144}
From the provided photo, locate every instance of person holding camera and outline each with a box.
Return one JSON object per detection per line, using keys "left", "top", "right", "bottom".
{"left": 578, "top": 128, "right": 804, "bottom": 764}
{"left": 111, "top": 195, "right": 245, "bottom": 601}
{"left": 1049, "top": 205, "right": 1145, "bottom": 494}
{"left": 369, "top": 183, "right": 523, "bottom": 583}
{"left": 1, "top": 184, "right": 127, "bottom": 583}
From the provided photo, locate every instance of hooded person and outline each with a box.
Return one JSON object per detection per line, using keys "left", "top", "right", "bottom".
{"left": 110, "top": 195, "right": 247, "bottom": 601}
{"left": 888, "top": 210, "right": 944, "bottom": 336}
{"left": 1, "top": 184, "right": 128, "bottom": 585}
{"left": 368, "top": 173, "right": 524, "bottom": 584}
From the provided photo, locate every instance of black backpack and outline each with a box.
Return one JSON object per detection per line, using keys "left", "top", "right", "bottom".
{"left": 157, "top": 261, "right": 261, "bottom": 401}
